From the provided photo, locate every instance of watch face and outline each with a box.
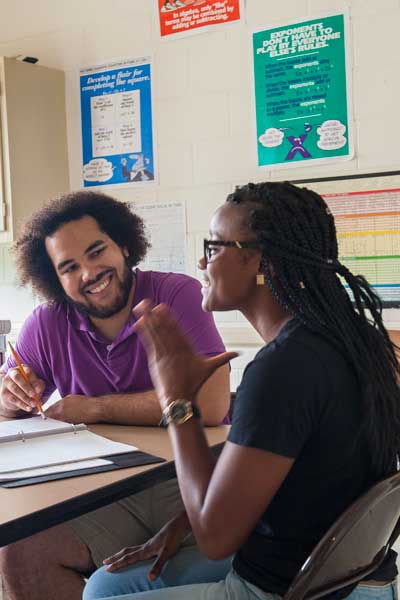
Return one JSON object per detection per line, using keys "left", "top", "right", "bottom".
{"left": 171, "top": 402, "right": 192, "bottom": 422}
{"left": 164, "top": 400, "right": 194, "bottom": 425}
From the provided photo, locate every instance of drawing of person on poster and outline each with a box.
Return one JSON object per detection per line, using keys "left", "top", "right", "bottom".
{"left": 129, "top": 154, "right": 154, "bottom": 181}
{"left": 120, "top": 154, "right": 154, "bottom": 182}
{"left": 280, "top": 123, "right": 313, "bottom": 160}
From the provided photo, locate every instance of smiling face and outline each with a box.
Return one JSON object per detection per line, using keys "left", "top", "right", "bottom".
{"left": 45, "top": 215, "right": 133, "bottom": 319}
{"left": 199, "top": 203, "right": 262, "bottom": 313}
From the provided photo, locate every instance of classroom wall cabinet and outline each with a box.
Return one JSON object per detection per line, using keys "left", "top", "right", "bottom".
{"left": 0, "top": 57, "right": 69, "bottom": 242}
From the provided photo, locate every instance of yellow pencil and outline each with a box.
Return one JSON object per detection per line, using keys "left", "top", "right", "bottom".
{"left": 8, "top": 342, "right": 46, "bottom": 419}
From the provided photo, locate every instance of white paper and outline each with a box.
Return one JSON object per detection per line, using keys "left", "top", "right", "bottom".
{"left": 0, "top": 430, "right": 138, "bottom": 474}
{"left": 129, "top": 200, "right": 186, "bottom": 273}
{"left": 91, "top": 90, "right": 142, "bottom": 157}
{"left": 0, "top": 458, "right": 112, "bottom": 480}
{"left": 0, "top": 417, "right": 82, "bottom": 438}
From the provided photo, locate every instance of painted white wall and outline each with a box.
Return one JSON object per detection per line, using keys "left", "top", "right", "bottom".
{"left": 0, "top": 0, "right": 399, "bottom": 383}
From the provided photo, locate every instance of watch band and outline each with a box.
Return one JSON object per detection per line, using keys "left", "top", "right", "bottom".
{"left": 159, "top": 399, "right": 201, "bottom": 427}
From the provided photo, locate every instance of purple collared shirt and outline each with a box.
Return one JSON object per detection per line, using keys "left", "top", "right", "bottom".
{"left": 2, "top": 269, "right": 225, "bottom": 399}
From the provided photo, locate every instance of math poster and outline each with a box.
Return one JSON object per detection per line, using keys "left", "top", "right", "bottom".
{"left": 157, "top": 0, "right": 242, "bottom": 38}
{"left": 253, "top": 13, "right": 352, "bottom": 168}
{"left": 80, "top": 57, "right": 155, "bottom": 188}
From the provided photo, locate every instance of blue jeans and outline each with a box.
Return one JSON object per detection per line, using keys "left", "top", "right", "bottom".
{"left": 83, "top": 546, "right": 232, "bottom": 599}
{"left": 83, "top": 545, "right": 397, "bottom": 600}
{"left": 346, "top": 581, "right": 398, "bottom": 600}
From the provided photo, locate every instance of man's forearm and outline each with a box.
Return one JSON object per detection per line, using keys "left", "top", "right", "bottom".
{"left": 94, "top": 389, "right": 162, "bottom": 425}
{"left": 90, "top": 364, "right": 231, "bottom": 427}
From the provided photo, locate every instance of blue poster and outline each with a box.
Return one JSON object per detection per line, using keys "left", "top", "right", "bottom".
{"left": 80, "top": 57, "right": 155, "bottom": 187}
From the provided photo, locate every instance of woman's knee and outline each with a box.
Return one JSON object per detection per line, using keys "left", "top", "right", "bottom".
{"left": 84, "top": 563, "right": 155, "bottom": 599}
{"left": 83, "top": 567, "right": 113, "bottom": 600}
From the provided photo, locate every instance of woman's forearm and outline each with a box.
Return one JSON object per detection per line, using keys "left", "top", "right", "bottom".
{"left": 168, "top": 419, "right": 217, "bottom": 549}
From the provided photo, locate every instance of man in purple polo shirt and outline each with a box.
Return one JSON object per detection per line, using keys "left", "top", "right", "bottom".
{"left": 0, "top": 191, "right": 231, "bottom": 600}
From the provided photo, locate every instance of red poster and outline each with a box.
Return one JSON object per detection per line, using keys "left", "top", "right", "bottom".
{"left": 157, "top": 0, "right": 242, "bottom": 38}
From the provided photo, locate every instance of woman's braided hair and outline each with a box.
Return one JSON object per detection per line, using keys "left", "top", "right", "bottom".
{"left": 227, "top": 181, "right": 400, "bottom": 477}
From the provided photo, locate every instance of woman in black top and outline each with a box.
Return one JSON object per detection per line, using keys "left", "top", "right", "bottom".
{"left": 84, "top": 182, "right": 400, "bottom": 600}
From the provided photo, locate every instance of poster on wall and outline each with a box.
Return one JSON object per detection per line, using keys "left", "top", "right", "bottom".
{"left": 128, "top": 200, "right": 187, "bottom": 273}
{"left": 80, "top": 57, "right": 155, "bottom": 188}
{"left": 324, "top": 188, "right": 400, "bottom": 307}
{"left": 157, "top": 0, "right": 242, "bottom": 38}
{"left": 253, "top": 13, "right": 352, "bottom": 168}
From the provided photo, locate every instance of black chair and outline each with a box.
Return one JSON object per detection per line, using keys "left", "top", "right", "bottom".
{"left": 283, "top": 471, "right": 400, "bottom": 600}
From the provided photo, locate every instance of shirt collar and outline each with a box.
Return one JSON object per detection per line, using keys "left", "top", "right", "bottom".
{"left": 66, "top": 302, "right": 92, "bottom": 332}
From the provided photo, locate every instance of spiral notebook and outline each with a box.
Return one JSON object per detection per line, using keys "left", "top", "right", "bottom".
{"left": 0, "top": 417, "right": 161, "bottom": 480}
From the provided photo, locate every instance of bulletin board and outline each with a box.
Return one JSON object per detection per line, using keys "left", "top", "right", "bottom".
{"left": 291, "top": 171, "right": 400, "bottom": 308}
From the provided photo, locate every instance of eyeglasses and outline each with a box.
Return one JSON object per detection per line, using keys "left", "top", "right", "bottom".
{"left": 203, "top": 239, "right": 260, "bottom": 264}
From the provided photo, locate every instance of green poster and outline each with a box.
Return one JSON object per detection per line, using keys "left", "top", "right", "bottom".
{"left": 253, "top": 13, "right": 352, "bottom": 167}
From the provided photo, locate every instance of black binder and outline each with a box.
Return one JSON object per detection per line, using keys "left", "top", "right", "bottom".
{"left": 0, "top": 450, "right": 165, "bottom": 488}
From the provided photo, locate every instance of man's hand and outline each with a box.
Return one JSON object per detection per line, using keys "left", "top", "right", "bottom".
{"left": 45, "top": 395, "right": 101, "bottom": 424}
{"left": 103, "top": 512, "right": 191, "bottom": 580}
{"left": 0, "top": 366, "right": 45, "bottom": 416}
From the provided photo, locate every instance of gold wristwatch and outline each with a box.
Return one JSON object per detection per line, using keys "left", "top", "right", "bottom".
{"left": 159, "top": 399, "right": 201, "bottom": 427}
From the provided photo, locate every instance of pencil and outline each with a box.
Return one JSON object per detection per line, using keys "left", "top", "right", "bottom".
{"left": 8, "top": 342, "right": 46, "bottom": 419}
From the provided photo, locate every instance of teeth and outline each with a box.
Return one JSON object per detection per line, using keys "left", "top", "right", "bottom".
{"left": 88, "top": 278, "right": 110, "bottom": 294}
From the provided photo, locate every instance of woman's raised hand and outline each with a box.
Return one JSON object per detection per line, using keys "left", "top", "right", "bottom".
{"left": 133, "top": 300, "right": 237, "bottom": 409}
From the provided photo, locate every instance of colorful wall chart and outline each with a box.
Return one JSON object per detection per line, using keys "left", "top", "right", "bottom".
{"left": 324, "top": 188, "right": 400, "bottom": 307}
{"left": 80, "top": 58, "right": 155, "bottom": 187}
{"left": 253, "top": 13, "right": 352, "bottom": 168}
{"left": 157, "top": 0, "right": 241, "bottom": 38}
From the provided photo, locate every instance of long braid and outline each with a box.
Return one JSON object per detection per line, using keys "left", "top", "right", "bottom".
{"left": 227, "top": 181, "right": 400, "bottom": 477}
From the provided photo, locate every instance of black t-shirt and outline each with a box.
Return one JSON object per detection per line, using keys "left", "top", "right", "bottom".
{"left": 229, "top": 319, "right": 397, "bottom": 597}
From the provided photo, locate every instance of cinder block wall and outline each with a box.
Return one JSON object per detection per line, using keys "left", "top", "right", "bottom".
{"left": 0, "top": 0, "right": 399, "bottom": 384}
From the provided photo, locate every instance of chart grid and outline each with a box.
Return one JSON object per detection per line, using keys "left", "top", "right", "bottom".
{"left": 323, "top": 188, "right": 400, "bottom": 307}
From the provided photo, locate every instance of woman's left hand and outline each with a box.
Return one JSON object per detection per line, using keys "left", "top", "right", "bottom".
{"left": 103, "top": 512, "right": 191, "bottom": 579}
{"left": 134, "top": 300, "right": 237, "bottom": 409}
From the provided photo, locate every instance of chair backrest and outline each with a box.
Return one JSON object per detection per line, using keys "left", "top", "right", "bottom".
{"left": 283, "top": 471, "right": 400, "bottom": 600}
{"left": 388, "top": 330, "right": 400, "bottom": 365}
{"left": 388, "top": 330, "right": 400, "bottom": 350}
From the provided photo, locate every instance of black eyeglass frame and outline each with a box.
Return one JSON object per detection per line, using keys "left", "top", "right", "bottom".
{"left": 203, "top": 239, "right": 261, "bottom": 263}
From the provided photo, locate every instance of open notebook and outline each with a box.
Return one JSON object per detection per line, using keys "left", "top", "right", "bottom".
{"left": 0, "top": 416, "right": 140, "bottom": 475}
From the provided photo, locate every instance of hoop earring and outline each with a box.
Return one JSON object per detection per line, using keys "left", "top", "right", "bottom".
{"left": 256, "top": 273, "right": 265, "bottom": 285}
